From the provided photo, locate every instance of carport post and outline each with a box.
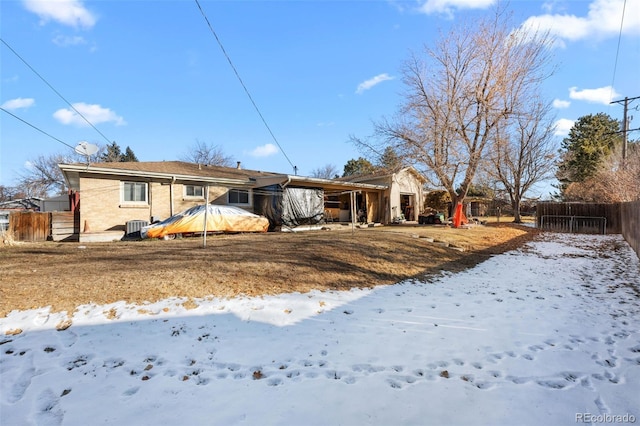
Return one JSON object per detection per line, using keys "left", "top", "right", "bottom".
{"left": 350, "top": 191, "right": 358, "bottom": 235}
{"left": 202, "top": 184, "right": 209, "bottom": 248}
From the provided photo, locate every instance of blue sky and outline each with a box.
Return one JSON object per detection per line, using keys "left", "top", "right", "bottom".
{"left": 1, "top": 0, "right": 639, "bottom": 197}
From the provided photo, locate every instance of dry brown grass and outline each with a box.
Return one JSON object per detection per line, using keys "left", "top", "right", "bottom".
{"left": 0, "top": 222, "right": 539, "bottom": 318}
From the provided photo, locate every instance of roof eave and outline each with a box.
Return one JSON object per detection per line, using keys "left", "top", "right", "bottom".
{"left": 58, "top": 163, "right": 253, "bottom": 188}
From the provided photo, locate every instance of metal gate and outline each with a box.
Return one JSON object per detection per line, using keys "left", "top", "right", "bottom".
{"left": 539, "top": 215, "right": 607, "bottom": 235}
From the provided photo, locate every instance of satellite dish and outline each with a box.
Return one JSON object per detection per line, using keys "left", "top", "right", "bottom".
{"left": 74, "top": 141, "right": 99, "bottom": 157}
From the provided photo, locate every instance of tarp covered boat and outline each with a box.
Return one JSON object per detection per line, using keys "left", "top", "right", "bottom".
{"left": 141, "top": 205, "right": 269, "bottom": 239}
{"left": 254, "top": 185, "right": 324, "bottom": 230}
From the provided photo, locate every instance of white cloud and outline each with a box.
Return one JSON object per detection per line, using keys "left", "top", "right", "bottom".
{"left": 569, "top": 86, "right": 620, "bottom": 105}
{"left": 418, "top": 0, "right": 496, "bottom": 17}
{"left": 1, "top": 97, "right": 35, "bottom": 110}
{"left": 23, "top": 0, "right": 97, "bottom": 29}
{"left": 520, "top": 0, "right": 640, "bottom": 44}
{"left": 53, "top": 102, "right": 126, "bottom": 126}
{"left": 356, "top": 73, "right": 395, "bottom": 95}
{"left": 552, "top": 99, "right": 570, "bottom": 109}
{"left": 248, "top": 143, "right": 279, "bottom": 157}
{"left": 52, "top": 35, "right": 87, "bottom": 47}
{"left": 554, "top": 118, "right": 575, "bottom": 136}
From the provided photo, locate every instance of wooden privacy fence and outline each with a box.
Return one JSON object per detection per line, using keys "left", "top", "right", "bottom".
{"left": 8, "top": 211, "right": 78, "bottom": 242}
{"left": 51, "top": 212, "right": 78, "bottom": 241}
{"left": 536, "top": 202, "right": 622, "bottom": 234}
{"left": 621, "top": 200, "right": 640, "bottom": 259}
{"left": 537, "top": 201, "right": 640, "bottom": 259}
{"left": 8, "top": 211, "right": 50, "bottom": 241}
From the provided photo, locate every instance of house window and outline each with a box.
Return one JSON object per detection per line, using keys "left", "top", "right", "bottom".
{"left": 228, "top": 189, "right": 250, "bottom": 205}
{"left": 185, "top": 185, "right": 204, "bottom": 198}
{"left": 122, "top": 182, "right": 147, "bottom": 203}
{"left": 0, "top": 212, "right": 8, "bottom": 231}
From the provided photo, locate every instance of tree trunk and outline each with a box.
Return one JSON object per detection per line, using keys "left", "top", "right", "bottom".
{"left": 512, "top": 196, "right": 522, "bottom": 223}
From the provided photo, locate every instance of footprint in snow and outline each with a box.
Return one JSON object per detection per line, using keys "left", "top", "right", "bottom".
{"left": 103, "top": 358, "right": 126, "bottom": 371}
{"left": 66, "top": 355, "right": 92, "bottom": 371}
{"left": 581, "top": 377, "right": 596, "bottom": 391}
{"left": 123, "top": 387, "right": 139, "bottom": 397}
{"left": 7, "top": 367, "right": 35, "bottom": 403}
{"left": 594, "top": 396, "right": 610, "bottom": 414}
{"left": 286, "top": 370, "right": 301, "bottom": 379}
{"left": 57, "top": 329, "right": 77, "bottom": 348}
{"left": 35, "top": 389, "right": 63, "bottom": 426}
{"left": 506, "top": 375, "right": 530, "bottom": 385}
{"left": 352, "top": 364, "right": 384, "bottom": 374}
{"left": 487, "top": 353, "right": 503, "bottom": 363}
{"left": 387, "top": 378, "right": 403, "bottom": 389}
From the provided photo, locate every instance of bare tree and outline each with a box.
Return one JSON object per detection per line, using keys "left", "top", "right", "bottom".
{"left": 0, "top": 185, "right": 23, "bottom": 202}
{"left": 564, "top": 143, "right": 640, "bottom": 203}
{"left": 488, "top": 99, "right": 557, "bottom": 222}
{"left": 181, "top": 140, "right": 234, "bottom": 167}
{"left": 17, "top": 145, "right": 105, "bottom": 198}
{"left": 19, "top": 154, "right": 73, "bottom": 197}
{"left": 353, "top": 7, "right": 554, "bottom": 214}
{"left": 310, "top": 164, "right": 339, "bottom": 179}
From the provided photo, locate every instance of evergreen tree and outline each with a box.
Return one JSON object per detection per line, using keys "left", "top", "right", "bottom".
{"left": 556, "top": 113, "right": 621, "bottom": 188}
{"left": 378, "top": 147, "right": 402, "bottom": 171}
{"left": 122, "top": 146, "right": 139, "bottom": 162}
{"left": 99, "top": 142, "right": 138, "bottom": 162}
{"left": 343, "top": 157, "right": 376, "bottom": 177}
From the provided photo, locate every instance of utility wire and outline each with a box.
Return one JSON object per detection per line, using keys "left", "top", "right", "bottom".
{"left": 1, "top": 107, "right": 77, "bottom": 151}
{"left": 609, "top": 0, "right": 626, "bottom": 101}
{"left": 193, "top": 0, "right": 297, "bottom": 174}
{"left": 1, "top": 38, "right": 113, "bottom": 146}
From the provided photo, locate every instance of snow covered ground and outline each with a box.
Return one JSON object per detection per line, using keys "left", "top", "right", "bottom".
{"left": 1, "top": 232, "right": 639, "bottom": 426}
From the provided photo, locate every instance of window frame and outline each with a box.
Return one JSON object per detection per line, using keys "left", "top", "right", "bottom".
{"left": 184, "top": 184, "right": 205, "bottom": 199}
{"left": 227, "top": 188, "right": 251, "bottom": 206}
{"left": 121, "top": 181, "right": 148, "bottom": 204}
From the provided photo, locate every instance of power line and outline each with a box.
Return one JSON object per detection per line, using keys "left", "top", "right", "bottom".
{"left": 1, "top": 107, "right": 77, "bottom": 151}
{"left": 1, "top": 38, "right": 113, "bottom": 146}
{"left": 193, "top": 0, "right": 297, "bottom": 174}
{"left": 609, "top": 0, "right": 626, "bottom": 101}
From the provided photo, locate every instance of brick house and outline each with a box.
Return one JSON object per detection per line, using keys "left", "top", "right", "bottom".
{"left": 58, "top": 161, "right": 426, "bottom": 240}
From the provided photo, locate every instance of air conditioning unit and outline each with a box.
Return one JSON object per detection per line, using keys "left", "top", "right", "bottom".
{"left": 126, "top": 220, "right": 149, "bottom": 236}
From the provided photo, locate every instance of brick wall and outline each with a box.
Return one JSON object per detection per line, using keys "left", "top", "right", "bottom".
{"left": 150, "top": 182, "right": 171, "bottom": 220}
{"left": 79, "top": 177, "right": 240, "bottom": 232}
{"left": 80, "top": 177, "right": 150, "bottom": 232}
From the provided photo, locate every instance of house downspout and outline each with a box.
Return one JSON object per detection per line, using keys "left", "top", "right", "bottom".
{"left": 170, "top": 176, "right": 176, "bottom": 217}
{"left": 281, "top": 176, "right": 291, "bottom": 189}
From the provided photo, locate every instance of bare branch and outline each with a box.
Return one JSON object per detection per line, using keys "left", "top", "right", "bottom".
{"left": 180, "top": 140, "right": 234, "bottom": 167}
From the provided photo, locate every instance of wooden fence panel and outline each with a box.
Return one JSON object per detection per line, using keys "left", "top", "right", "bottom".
{"left": 621, "top": 200, "right": 640, "bottom": 259}
{"left": 536, "top": 202, "right": 621, "bottom": 234}
{"left": 51, "top": 211, "right": 78, "bottom": 242}
{"left": 8, "top": 211, "right": 51, "bottom": 242}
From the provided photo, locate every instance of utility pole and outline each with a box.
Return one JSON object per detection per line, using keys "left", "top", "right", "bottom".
{"left": 610, "top": 95, "right": 640, "bottom": 159}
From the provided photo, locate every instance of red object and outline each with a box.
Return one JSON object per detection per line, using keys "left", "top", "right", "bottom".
{"left": 452, "top": 203, "right": 468, "bottom": 228}
{"left": 68, "top": 190, "right": 80, "bottom": 213}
